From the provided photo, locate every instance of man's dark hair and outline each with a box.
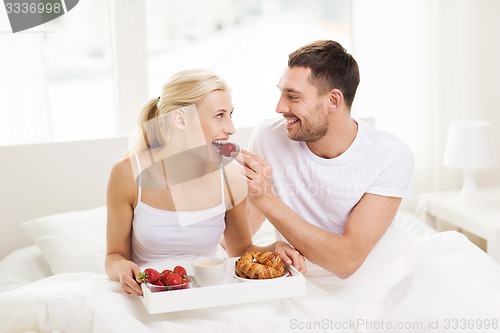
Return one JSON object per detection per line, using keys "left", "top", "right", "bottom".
{"left": 288, "top": 40, "right": 360, "bottom": 107}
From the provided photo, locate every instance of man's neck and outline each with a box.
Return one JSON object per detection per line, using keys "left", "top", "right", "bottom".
{"left": 306, "top": 115, "right": 358, "bottom": 159}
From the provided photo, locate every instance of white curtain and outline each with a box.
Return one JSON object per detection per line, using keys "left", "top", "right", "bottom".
{"left": 350, "top": 0, "right": 500, "bottom": 211}
{"left": 0, "top": 12, "right": 52, "bottom": 145}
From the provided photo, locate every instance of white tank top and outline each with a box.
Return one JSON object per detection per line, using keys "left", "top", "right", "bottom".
{"left": 131, "top": 155, "right": 226, "bottom": 266}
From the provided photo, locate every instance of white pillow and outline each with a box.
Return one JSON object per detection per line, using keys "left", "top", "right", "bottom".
{"left": 22, "top": 207, "right": 107, "bottom": 275}
{"left": 0, "top": 245, "right": 52, "bottom": 292}
{"left": 392, "top": 212, "right": 438, "bottom": 238}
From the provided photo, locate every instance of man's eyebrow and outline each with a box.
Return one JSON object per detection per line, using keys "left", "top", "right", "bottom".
{"left": 277, "top": 85, "right": 301, "bottom": 94}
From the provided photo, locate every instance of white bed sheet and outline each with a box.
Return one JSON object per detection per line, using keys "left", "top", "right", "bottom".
{"left": 1, "top": 227, "right": 500, "bottom": 333}
{"left": 0, "top": 245, "right": 52, "bottom": 293}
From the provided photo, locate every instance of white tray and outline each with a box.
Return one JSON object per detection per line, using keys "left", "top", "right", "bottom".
{"left": 140, "top": 257, "right": 306, "bottom": 314}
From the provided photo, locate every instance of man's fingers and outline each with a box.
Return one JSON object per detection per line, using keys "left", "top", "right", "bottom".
{"left": 241, "top": 167, "right": 257, "bottom": 180}
{"left": 283, "top": 247, "right": 307, "bottom": 274}
{"left": 276, "top": 249, "right": 293, "bottom": 266}
{"left": 240, "top": 153, "right": 260, "bottom": 170}
{"left": 231, "top": 152, "right": 246, "bottom": 167}
{"left": 241, "top": 149, "right": 270, "bottom": 167}
{"left": 232, "top": 151, "right": 262, "bottom": 174}
{"left": 240, "top": 151, "right": 273, "bottom": 179}
{"left": 294, "top": 255, "right": 307, "bottom": 274}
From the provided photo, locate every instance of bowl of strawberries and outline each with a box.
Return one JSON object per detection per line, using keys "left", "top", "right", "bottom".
{"left": 139, "top": 265, "right": 192, "bottom": 292}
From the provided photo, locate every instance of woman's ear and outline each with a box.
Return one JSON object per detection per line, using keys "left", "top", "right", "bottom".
{"left": 171, "top": 109, "right": 187, "bottom": 128}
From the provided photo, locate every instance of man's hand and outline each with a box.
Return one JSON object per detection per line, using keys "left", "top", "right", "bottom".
{"left": 273, "top": 241, "right": 307, "bottom": 274}
{"left": 236, "top": 150, "right": 276, "bottom": 207}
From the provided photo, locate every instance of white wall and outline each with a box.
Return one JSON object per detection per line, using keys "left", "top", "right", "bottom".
{"left": 351, "top": 0, "right": 500, "bottom": 211}
{"left": 110, "top": 0, "right": 149, "bottom": 136}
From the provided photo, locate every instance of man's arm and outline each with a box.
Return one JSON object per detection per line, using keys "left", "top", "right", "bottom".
{"left": 256, "top": 192, "right": 401, "bottom": 278}
{"left": 246, "top": 200, "right": 267, "bottom": 236}
{"left": 240, "top": 149, "right": 402, "bottom": 278}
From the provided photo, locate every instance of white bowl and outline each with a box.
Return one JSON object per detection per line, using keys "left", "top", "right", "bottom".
{"left": 145, "top": 275, "right": 193, "bottom": 292}
{"left": 191, "top": 257, "right": 226, "bottom": 287}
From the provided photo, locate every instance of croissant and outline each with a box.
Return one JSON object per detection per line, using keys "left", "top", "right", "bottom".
{"left": 235, "top": 252, "right": 286, "bottom": 279}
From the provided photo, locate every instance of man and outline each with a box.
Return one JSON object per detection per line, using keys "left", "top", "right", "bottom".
{"left": 241, "top": 40, "right": 414, "bottom": 278}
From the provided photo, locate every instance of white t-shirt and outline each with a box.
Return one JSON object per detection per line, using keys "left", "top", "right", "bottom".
{"left": 248, "top": 117, "right": 414, "bottom": 236}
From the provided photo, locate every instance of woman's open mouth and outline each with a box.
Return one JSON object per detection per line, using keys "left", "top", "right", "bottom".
{"left": 212, "top": 141, "right": 240, "bottom": 157}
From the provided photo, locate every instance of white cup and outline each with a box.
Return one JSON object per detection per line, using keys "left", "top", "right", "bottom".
{"left": 191, "top": 257, "right": 226, "bottom": 287}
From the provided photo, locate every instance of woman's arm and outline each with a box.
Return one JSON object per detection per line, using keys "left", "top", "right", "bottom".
{"left": 105, "top": 159, "right": 143, "bottom": 295}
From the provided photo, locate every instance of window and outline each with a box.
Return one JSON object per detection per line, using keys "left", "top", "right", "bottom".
{"left": 145, "top": 0, "right": 352, "bottom": 128}
{"left": 0, "top": 0, "right": 113, "bottom": 146}
{"left": 44, "top": 0, "right": 114, "bottom": 142}
{"left": 0, "top": 0, "right": 351, "bottom": 146}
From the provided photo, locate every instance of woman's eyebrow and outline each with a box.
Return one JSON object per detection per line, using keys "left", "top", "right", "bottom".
{"left": 213, "top": 107, "right": 234, "bottom": 113}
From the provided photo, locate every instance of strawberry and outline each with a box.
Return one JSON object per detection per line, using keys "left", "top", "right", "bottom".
{"left": 163, "top": 273, "right": 183, "bottom": 286}
{"left": 173, "top": 265, "right": 187, "bottom": 277}
{"left": 159, "top": 269, "right": 172, "bottom": 285}
{"left": 138, "top": 268, "right": 160, "bottom": 284}
{"left": 220, "top": 143, "right": 239, "bottom": 157}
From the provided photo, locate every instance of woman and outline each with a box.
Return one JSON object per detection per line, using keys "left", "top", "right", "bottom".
{"left": 105, "top": 69, "right": 303, "bottom": 295}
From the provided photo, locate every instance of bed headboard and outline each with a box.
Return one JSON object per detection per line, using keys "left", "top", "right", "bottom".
{"left": 0, "top": 127, "right": 255, "bottom": 259}
{"left": 0, "top": 137, "right": 128, "bottom": 259}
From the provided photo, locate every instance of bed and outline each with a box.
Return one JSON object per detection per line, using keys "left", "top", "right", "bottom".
{"left": 1, "top": 129, "right": 500, "bottom": 333}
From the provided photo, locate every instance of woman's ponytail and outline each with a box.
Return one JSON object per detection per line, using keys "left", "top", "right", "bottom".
{"left": 134, "top": 98, "right": 160, "bottom": 151}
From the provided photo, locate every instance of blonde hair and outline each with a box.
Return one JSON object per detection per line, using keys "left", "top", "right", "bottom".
{"left": 132, "top": 69, "right": 229, "bottom": 152}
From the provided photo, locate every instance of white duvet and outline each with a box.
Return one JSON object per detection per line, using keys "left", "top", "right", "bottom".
{"left": 1, "top": 230, "right": 500, "bottom": 333}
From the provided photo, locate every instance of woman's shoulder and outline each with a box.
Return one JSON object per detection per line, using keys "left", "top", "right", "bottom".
{"left": 109, "top": 155, "right": 136, "bottom": 188}
{"left": 111, "top": 155, "right": 133, "bottom": 175}
{"left": 113, "top": 148, "right": 161, "bottom": 181}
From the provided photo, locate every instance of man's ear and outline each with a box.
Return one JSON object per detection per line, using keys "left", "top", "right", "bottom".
{"left": 171, "top": 109, "right": 187, "bottom": 128}
{"left": 328, "top": 88, "right": 343, "bottom": 110}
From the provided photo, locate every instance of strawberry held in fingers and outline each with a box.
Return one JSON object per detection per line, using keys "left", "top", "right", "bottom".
{"left": 138, "top": 268, "right": 161, "bottom": 284}
{"left": 220, "top": 142, "right": 239, "bottom": 157}
{"left": 212, "top": 140, "right": 240, "bottom": 158}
